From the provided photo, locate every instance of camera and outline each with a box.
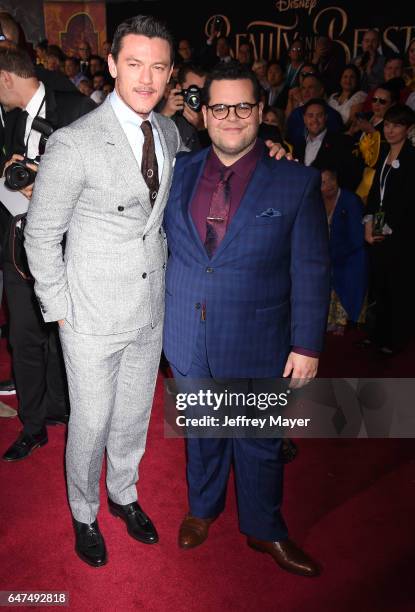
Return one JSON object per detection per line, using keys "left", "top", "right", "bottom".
{"left": 5, "top": 158, "right": 39, "bottom": 191}
{"left": 180, "top": 85, "right": 202, "bottom": 112}
{"left": 5, "top": 116, "right": 54, "bottom": 190}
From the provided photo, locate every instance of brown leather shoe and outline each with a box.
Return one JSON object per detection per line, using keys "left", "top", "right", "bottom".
{"left": 178, "top": 514, "right": 214, "bottom": 549}
{"left": 247, "top": 536, "right": 320, "bottom": 577}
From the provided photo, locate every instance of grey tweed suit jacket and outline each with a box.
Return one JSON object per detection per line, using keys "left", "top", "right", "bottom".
{"left": 25, "top": 98, "right": 184, "bottom": 335}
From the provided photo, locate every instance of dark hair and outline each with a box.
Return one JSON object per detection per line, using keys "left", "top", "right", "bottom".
{"left": 301, "top": 72, "right": 325, "bottom": 89}
{"left": 47, "top": 44, "right": 65, "bottom": 62}
{"left": 36, "top": 39, "right": 49, "bottom": 52}
{"left": 177, "top": 63, "right": 207, "bottom": 86}
{"left": 65, "top": 56, "right": 80, "bottom": 68}
{"left": 111, "top": 15, "right": 174, "bottom": 64}
{"left": 375, "top": 81, "right": 400, "bottom": 103}
{"left": 339, "top": 63, "right": 361, "bottom": 94}
{"left": 384, "top": 104, "right": 415, "bottom": 126}
{"left": 89, "top": 54, "right": 103, "bottom": 63}
{"left": 384, "top": 54, "right": 404, "bottom": 67}
{"left": 302, "top": 97, "right": 328, "bottom": 114}
{"left": 203, "top": 63, "right": 260, "bottom": 105}
{"left": 0, "top": 44, "right": 36, "bottom": 78}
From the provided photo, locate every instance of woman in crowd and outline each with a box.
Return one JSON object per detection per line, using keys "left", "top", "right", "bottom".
{"left": 321, "top": 169, "right": 367, "bottom": 335}
{"left": 328, "top": 64, "right": 367, "bottom": 127}
{"left": 285, "top": 39, "right": 305, "bottom": 89}
{"left": 348, "top": 82, "right": 399, "bottom": 202}
{"left": 364, "top": 104, "right": 415, "bottom": 354}
{"left": 252, "top": 59, "right": 269, "bottom": 91}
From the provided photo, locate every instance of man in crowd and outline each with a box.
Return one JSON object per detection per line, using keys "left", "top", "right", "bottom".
{"left": 0, "top": 45, "right": 95, "bottom": 463}
{"left": 294, "top": 98, "right": 364, "bottom": 190}
{"left": 161, "top": 63, "right": 209, "bottom": 151}
{"left": 353, "top": 29, "right": 385, "bottom": 92}
{"left": 163, "top": 63, "right": 330, "bottom": 577}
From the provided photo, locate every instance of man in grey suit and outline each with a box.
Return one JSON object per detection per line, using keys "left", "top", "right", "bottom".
{"left": 24, "top": 16, "right": 183, "bottom": 567}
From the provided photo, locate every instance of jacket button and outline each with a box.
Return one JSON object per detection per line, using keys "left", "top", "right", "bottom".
{"left": 118, "top": 206, "right": 124, "bottom": 212}
{"left": 195, "top": 303, "right": 201, "bottom": 309}
{"left": 206, "top": 267, "right": 213, "bottom": 273}
{"left": 142, "top": 273, "right": 147, "bottom": 279}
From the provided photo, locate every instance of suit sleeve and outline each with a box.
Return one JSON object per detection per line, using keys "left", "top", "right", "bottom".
{"left": 24, "top": 129, "right": 84, "bottom": 322}
{"left": 290, "top": 171, "right": 331, "bottom": 352}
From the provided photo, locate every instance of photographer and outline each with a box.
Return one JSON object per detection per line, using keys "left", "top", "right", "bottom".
{"left": 161, "top": 64, "right": 210, "bottom": 151}
{"left": 0, "top": 44, "right": 95, "bottom": 462}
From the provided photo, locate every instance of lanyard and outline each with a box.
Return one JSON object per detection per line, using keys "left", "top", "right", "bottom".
{"left": 379, "top": 154, "right": 394, "bottom": 210}
{"left": 286, "top": 63, "right": 303, "bottom": 87}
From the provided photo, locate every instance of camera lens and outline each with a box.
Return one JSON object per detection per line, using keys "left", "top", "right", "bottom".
{"left": 5, "top": 161, "right": 34, "bottom": 191}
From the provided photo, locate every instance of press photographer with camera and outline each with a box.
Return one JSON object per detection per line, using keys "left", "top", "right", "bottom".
{"left": 0, "top": 44, "right": 95, "bottom": 462}
{"left": 161, "top": 63, "right": 210, "bottom": 151}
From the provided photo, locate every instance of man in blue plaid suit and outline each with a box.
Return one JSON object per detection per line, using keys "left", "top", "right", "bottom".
{"left": 163, "top": 64, "right": 330, "bottom": 577}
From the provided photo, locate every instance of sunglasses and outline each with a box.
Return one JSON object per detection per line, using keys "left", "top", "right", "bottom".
{"left": 372, "top": 97, "right": 388, "bottom": 105}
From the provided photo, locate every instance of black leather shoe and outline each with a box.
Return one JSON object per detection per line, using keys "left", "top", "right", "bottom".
{"left": 108, "top": 499, "right": 159, "bottom": 544}
{"left": 2, "top": 430, "right": 48, "bottom": 462}
{"left": 73, "top": 519, "right": 107, "bottom": 567}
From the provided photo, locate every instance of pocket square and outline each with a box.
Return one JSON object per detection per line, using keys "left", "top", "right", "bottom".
{"left": 256, "top": 208, "right": 282, "bottom": 218}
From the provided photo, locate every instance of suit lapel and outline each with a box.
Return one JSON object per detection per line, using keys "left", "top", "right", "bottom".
{"left": 100, "top": 99, "right": 152, "bottom": 215}
{"left": 181, "top": 149, "right": 210, "bottom": 260}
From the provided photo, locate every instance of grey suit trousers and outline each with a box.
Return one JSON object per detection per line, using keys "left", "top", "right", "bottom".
{"left": 59, "top": 320, "right": 162, "bottom": 524}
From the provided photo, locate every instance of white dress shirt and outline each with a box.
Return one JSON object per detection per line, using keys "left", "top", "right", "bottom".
{"left": 24, "top": 81, "right": 46, "bottom": 160}
{"left": 305, "top": 128, "right": 327, "bottom": 167}
{"left": 109, "top": 89, "right": 164, "bottom": 178}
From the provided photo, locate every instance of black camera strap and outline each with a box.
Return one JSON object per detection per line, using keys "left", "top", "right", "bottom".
{"left": 24, "top": 94, "right": 46, "bottom": 158}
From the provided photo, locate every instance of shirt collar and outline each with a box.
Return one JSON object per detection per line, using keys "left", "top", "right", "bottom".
{"left": 207, "top": 138, "right": 264, "bottom": 179}
{"left": 109, "top": 88, "right": 154, "bottom": 130}
{"left": 307, "top": 128, "right": 327, "bottom": 144}
{"left": 25, "top": 81, "right": 46, "bottom": 119}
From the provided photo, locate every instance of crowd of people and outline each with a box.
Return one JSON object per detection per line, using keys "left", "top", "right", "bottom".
{"left": 0, "top": 10, "right": 414, "bottom": 575}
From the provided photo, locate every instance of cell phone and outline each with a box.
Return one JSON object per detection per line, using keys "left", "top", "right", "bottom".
{"left": 356, "top": 112, "right": 367, "bottom": 120}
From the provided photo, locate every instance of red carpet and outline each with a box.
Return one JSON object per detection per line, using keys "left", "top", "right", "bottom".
{"left": 0, "top": 327, "right": 414, "bottom": 611}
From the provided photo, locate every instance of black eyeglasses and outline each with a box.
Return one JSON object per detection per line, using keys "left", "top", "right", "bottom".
{"left": 207, "top": 102, "right": 258, "bottom": 120}
{"left": 301, "top": 71, "right": 316, "bottom": 77}
{"left": 372, "top": 97, "right": 388, "bottom": 105}
{"left": 290, "top": 47, "right": 303, "bottom": 52}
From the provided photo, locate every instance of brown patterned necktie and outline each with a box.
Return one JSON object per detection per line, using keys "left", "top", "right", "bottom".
{"left": 141, "top": 120, "right": 159, "bottom": 205}
{"left": 204, "top": 168, "right": 233, "bottom": 257}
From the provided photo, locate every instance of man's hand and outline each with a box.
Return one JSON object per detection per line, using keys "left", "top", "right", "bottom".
{"left": 3, "top": 154, "right": 37, "bottom": 199}
{"left": 57, "top": 320, "right": 65, "bottom": 327}
{"left": 161, "top": 86, "right": 185, "bottom": 118}
{"left": 283, "top": 352, "right": 319, "bottom": 389}
{"left": 182, "top": 105, "right": 205, "bottom": 130}
{"left": 265, "top": 140, "right": 294, "bottom": 161}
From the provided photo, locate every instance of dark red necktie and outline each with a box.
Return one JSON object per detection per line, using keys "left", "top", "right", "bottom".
{"left": 204, "top": 168, "right": 233, "bottom": 257}
{"left": 141, "top": 120, "right": 159, "bottom": 206}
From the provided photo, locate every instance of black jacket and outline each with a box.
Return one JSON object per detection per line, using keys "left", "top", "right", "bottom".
{"left": 294, "top": 130, "right": 364, "bottom": 191}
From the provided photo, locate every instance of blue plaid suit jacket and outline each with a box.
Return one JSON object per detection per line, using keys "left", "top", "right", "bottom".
{"left": 163, "top": 146, "right": 330, "bottom": 378}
